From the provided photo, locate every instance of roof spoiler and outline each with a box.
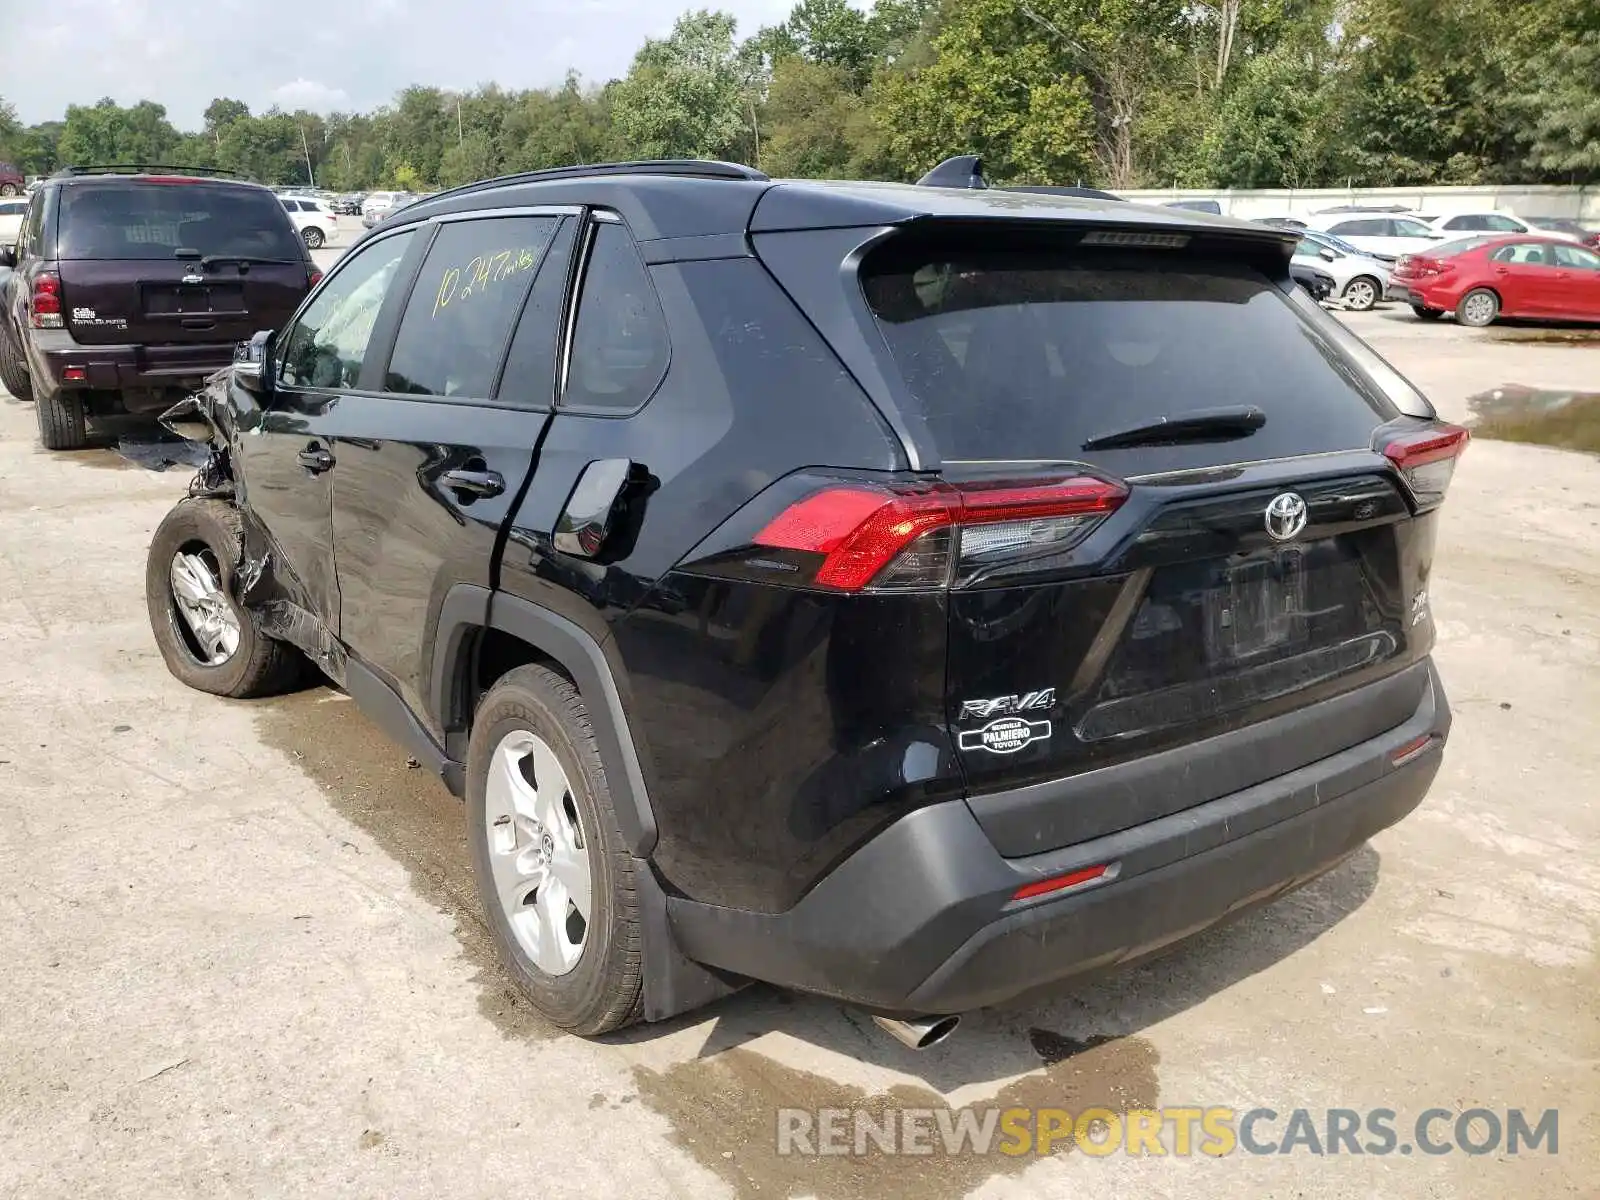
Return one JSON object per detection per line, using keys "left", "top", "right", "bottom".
{"left": 916, "top": 155, "right": 987, "bottom": 190}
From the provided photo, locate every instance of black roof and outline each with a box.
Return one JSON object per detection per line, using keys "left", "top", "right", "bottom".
{"left": 384, "top": 158, "right": 1291, "bottom": 252}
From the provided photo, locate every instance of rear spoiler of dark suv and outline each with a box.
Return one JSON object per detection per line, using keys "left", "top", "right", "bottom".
{"left": 53, "top": 164, "right": 246, "bottom": 179}
{"left": 916, "top": 154, "right": 1125, "bottom": 202}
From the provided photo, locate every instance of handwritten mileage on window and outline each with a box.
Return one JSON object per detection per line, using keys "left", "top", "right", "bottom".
{"left": 432, "top": 246, "right": 542, "bottom": 317}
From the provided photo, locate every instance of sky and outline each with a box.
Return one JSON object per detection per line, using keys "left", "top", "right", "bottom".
{"left": 5, "top": 0, "right": 798, "bottom": 129}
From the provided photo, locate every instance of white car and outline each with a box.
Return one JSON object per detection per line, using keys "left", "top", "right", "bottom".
{"left": 1290, "top": 229, "right": 1393, "bottom": 310}
{"left": 0, "top": 198, "right": 27, "bottom": 249}
{"left": 280, "top": 196, "right": 334, "bottom": 249}
{"left": 1428, "top": 211, "right": 1584, "bottom": 243}
{"left": 361, "top": 191, "right": 408, "bottom": 222}
{"left": 1305, "top": 213, "right": 1442, "bottom": 262}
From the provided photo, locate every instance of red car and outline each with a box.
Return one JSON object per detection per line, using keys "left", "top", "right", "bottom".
{"left": 1389, "top": 234, "right": 1600, "bottom": 327}
{"left": 0, "top": 161, "right": 23, "bottom": 197}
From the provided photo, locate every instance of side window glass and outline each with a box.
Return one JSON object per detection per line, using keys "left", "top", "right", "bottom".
{"left": 279, "top": 231, "right": 413, "bottom": 390}
{"left": 383, "top": 215, "right": 558, "bottom": 399}
{"left": 20, "top": 191, "right": 44, "bottom": 256}
{"left": 496, "top": 218, "right": 577, "bottom": 409}
{"left": 1555, "top": 244, "right": 1600, "bottom": 270}
{"left": 562, "top": 221, "right": 670, "bottom": 412}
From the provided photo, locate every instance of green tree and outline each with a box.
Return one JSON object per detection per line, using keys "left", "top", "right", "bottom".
{"left": 1203, "top": 46, "right": 1338, "bottom": 186}
{"left": 1510, "top": 26, "right": 1600, "bottom": 180}
{"left": 611, "top": 10, "right": 750, "bottom": 159}
{"left": 58, "top": 99, "right": 182, "bottom": 167}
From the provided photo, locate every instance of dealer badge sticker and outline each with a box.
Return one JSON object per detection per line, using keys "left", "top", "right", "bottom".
{"left": 959, "top": 716, "right": 1052, "bottom": 755}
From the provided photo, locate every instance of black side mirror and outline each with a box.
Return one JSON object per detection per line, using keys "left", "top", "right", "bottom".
{"left": 233, "top": 328, "right": 276, "bottom": 394}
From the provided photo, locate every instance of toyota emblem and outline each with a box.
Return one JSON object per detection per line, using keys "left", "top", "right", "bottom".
{"left": 1264, "top": 492, "right": 1308, "bottom": 542}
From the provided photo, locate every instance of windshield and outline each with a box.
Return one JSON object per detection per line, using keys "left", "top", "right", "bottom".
{"left": 58, "top": 183, "right": 303, "bottom": 261}
{"left": 1305, "top": 231, "right": 1365, "bottom": 257}
{"left": 861, "top": 242, "right": 1394, "bottom": 471}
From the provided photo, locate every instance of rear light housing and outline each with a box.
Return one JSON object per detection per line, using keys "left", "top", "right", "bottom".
{"left": 1382, "top": 423, "right": 1469, "bottom": 510}
{"left": 30, "top": 272, "right": 62, "bottom": 328}
{"left": 752, "top": 474, "right": 1129, "bottom": 593}
{"left": 308, "top": 269, "right": 324, "bottom": 287}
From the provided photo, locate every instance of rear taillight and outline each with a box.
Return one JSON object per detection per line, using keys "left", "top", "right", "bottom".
{"left": 1383, "top": 423, "right": 1469, "bottom": 509}
{"left": 31, "top": 272, "right": 62, "bottom": 328}
{"left": 1404, "top": 256, "right": 1446, "bottom": 278}
{"left": 308, "top": 269, "right": 324, "bottom": 287}
{"left": 753, "top": 475, "right": 1128, "bottom": 592}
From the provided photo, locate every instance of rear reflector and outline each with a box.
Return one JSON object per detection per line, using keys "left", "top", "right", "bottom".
{"left": 1390, "top": 734, "right": 1436, "bottom": 767}
{"left": 754, "top": 475, "right": 1128, "bottom": 592}
{"left": 308, "top": 269, "right": 324, "bottom": 287}
{"left": 62, "top": 366, "right": 86, "bottom": 383}
{"left": 1012, "top": 862, "right": 1117, "bottom": 902}
{"left": 1383, "top": 423, "right": 1469, "bottom": 510}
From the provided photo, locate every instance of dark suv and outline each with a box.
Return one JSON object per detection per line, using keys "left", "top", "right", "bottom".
{"left": 0, "top": 166, "right": 318, "bottom": 449}
{"left": 145, "top": 158, "right": 1458, "bottom": 1044}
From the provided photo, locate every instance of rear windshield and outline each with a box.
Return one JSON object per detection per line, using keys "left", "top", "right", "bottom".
{"left": 861, "top": 245, "right": 1395, "bottom": 469}
{"left": 57, "top": 183, "right": 302, "bottom": 261}
{"left": 1428, "top": 236, "right": 1494, "bottom": 258}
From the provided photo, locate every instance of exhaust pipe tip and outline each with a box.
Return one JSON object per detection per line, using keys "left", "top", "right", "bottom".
{"left": 871, "top": 1013, "right": 961, "bottom": 1050}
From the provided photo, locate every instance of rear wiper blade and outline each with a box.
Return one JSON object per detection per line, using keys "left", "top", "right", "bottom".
{"left": 1081, "top": 405, "right": 1267, "bottom": 452}
{"left": 200, "top": 254, "right": 295, "bottom": 268}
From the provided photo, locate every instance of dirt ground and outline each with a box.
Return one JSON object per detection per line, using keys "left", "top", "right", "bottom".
{"left": 1, "top": 304, "right": 1596, "bottom": 1199}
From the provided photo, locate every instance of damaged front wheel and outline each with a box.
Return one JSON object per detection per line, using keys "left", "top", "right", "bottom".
{"left": 146, "top": 499, "right": 304, "bottom": 697}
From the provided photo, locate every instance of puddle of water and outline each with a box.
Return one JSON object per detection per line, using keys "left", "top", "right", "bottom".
{"left": 253, "top": 686, "right": 560, "bottom": 1040}
{"left": 1468, "top": 384, "right": 1600, "bottom": 454}
{"left": 630, "top": 1029, "right": 1160, "bottom": 1199}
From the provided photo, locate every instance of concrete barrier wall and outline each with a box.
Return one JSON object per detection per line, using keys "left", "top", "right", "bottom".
{"left": 1117, "top": 184, "right": 1599, "bottom": 222}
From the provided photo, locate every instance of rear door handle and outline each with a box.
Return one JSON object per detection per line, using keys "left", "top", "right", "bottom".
{"left": 442, "top": 467, "right": 505, "bottom": 499}
{"left": 297, "top": 444, "right": 335, "bottom": 473}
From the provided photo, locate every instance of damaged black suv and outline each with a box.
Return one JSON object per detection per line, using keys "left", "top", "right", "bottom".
{"left": 147, "top": 158, "right": 1458, "bottom": 1042}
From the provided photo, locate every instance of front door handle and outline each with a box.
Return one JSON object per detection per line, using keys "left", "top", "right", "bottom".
{"left": 442, "top": 467, "right": 505, "bottom": 499}
{"left": 297, "top": 444, "right": 335, "bottom": 473}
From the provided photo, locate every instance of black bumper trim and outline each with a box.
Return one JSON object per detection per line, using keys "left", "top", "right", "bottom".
{"left": 666, "top": 661, "right": 1449, "bottom": 1013}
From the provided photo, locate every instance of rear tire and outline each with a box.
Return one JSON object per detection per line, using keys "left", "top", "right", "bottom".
{"left": 302, "top": 227, "right": 325, "bottom": 249}
{"left": 0, "top": 183, "right": 18, "bottom": 197}
{"left": 1342, "top": 275, "right": 1381, "bottom": 312}
{"left": 1411, "top": 305, "right": 1444, "bottom": 321}
{"left": 35, "top": 391, "right": 86, "bottom": 450}
{"left": 0, "top": 320, "right": 33, "bottom": 400}
{"left": 145, "top": 498, "right": 305, "bottom": 698}
{"left": 467, "top": 664, "right": 644, "bottom": 1036}
{"left": 1456, "top": 288, "right": 1500, "bottom": 328}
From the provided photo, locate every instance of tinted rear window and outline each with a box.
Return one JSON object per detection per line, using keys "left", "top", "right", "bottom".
{"left": 860, "top": 245, "right": 1394, "bottom": 469}
{"left": 58, "top": 183, "right": 302, "bottom": 261}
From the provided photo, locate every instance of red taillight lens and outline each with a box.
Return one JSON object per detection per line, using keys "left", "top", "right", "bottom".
{"left": 753, "top": 475, "right": 1128, "bottom": 592}
{"left": 31, "top": 272, "right": 62, "bottom": 328}
{"left": 1383, "top": 423, "right": 1469, "bottom": 509}
{"left": 308, "top": 269, "right": 324, "bottom": 287}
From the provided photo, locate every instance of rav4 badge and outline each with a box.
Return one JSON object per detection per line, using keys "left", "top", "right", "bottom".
{"left": 959, "top": 717, "right": 1052, "bottom": 755}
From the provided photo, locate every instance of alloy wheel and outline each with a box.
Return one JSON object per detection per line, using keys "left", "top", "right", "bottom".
{"left": 483, "top": 729, "right": 591, "bottom": 976}
{"left": 168, "top": 548, "right": 240, "bottom": 666}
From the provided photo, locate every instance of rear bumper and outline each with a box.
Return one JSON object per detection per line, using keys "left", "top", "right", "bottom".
{"left": 27, "top": 328, "right": 235, "bottom": 403}
{"left": 666, "top": 660, "right": 1449, "bottom": 1014}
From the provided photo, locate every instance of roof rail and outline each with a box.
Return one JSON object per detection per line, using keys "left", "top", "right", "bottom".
{"left": 52, "top": 164, "right": 245, "bottom": 179}
{"left": 916, "top": 155, "right": 988, "bottom": 190}
{"left": 414, "top": 158, "right": 770, "bottom": 207}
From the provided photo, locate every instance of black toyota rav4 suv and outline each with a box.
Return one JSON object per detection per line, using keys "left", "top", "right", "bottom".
{"left": 147, "top": 158, "right": 1458, "bottom": 1043}
{"left": 0, "top": 166, "right": 317, "bottom": 449}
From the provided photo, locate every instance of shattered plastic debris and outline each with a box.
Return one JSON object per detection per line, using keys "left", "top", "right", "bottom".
{"left": 114, "top": 437, "right": 211, "bottom": 472}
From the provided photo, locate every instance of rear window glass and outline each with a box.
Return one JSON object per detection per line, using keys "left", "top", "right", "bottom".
{"left": 860, "top": 245, "right": 1395, "bottom": 469}
{"left": 1430, "top": 236, "right": 1493, "bottom": 257}
{"left": 58, "top": 183, "right": 302, "bottom": 261}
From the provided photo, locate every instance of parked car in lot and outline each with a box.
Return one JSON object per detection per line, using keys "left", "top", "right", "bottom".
{"left": 0, "top": 161, "right": 25, "bottom": 196}
{"left": 1389, "top": 234, "right": 1600, "bottom": 327}
{"left": 1524, "top": 216, "right": 1600, "bottom": 249}
{"left": 331, "top": 193, "right": 366, "bottom": 216}
{"left": 280, "top": 195, "right": 335, "bottom": 248}
{"left": 1289, "top": 257, "right": 1336, "bottom": 301}
{"left": 0, "top": 165, "right": 320, "bottom": 448}
{"left": 1290, "top": 229, "right": 1392, "bottom": 310}
{"left": 0, "top": 198, "right": 27, "bottom": 248}
{"left": 1426, "top": 210, "right": 1587, "bottom": 243}
{"left": 360, "top": 190, "right": 410, "bottom": 222}
{"left": 1305, "top": 213, "right": 1442, "bottom": 262}
{"left": 146, "top": 156, "right": 1457, "bottom": 1043}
